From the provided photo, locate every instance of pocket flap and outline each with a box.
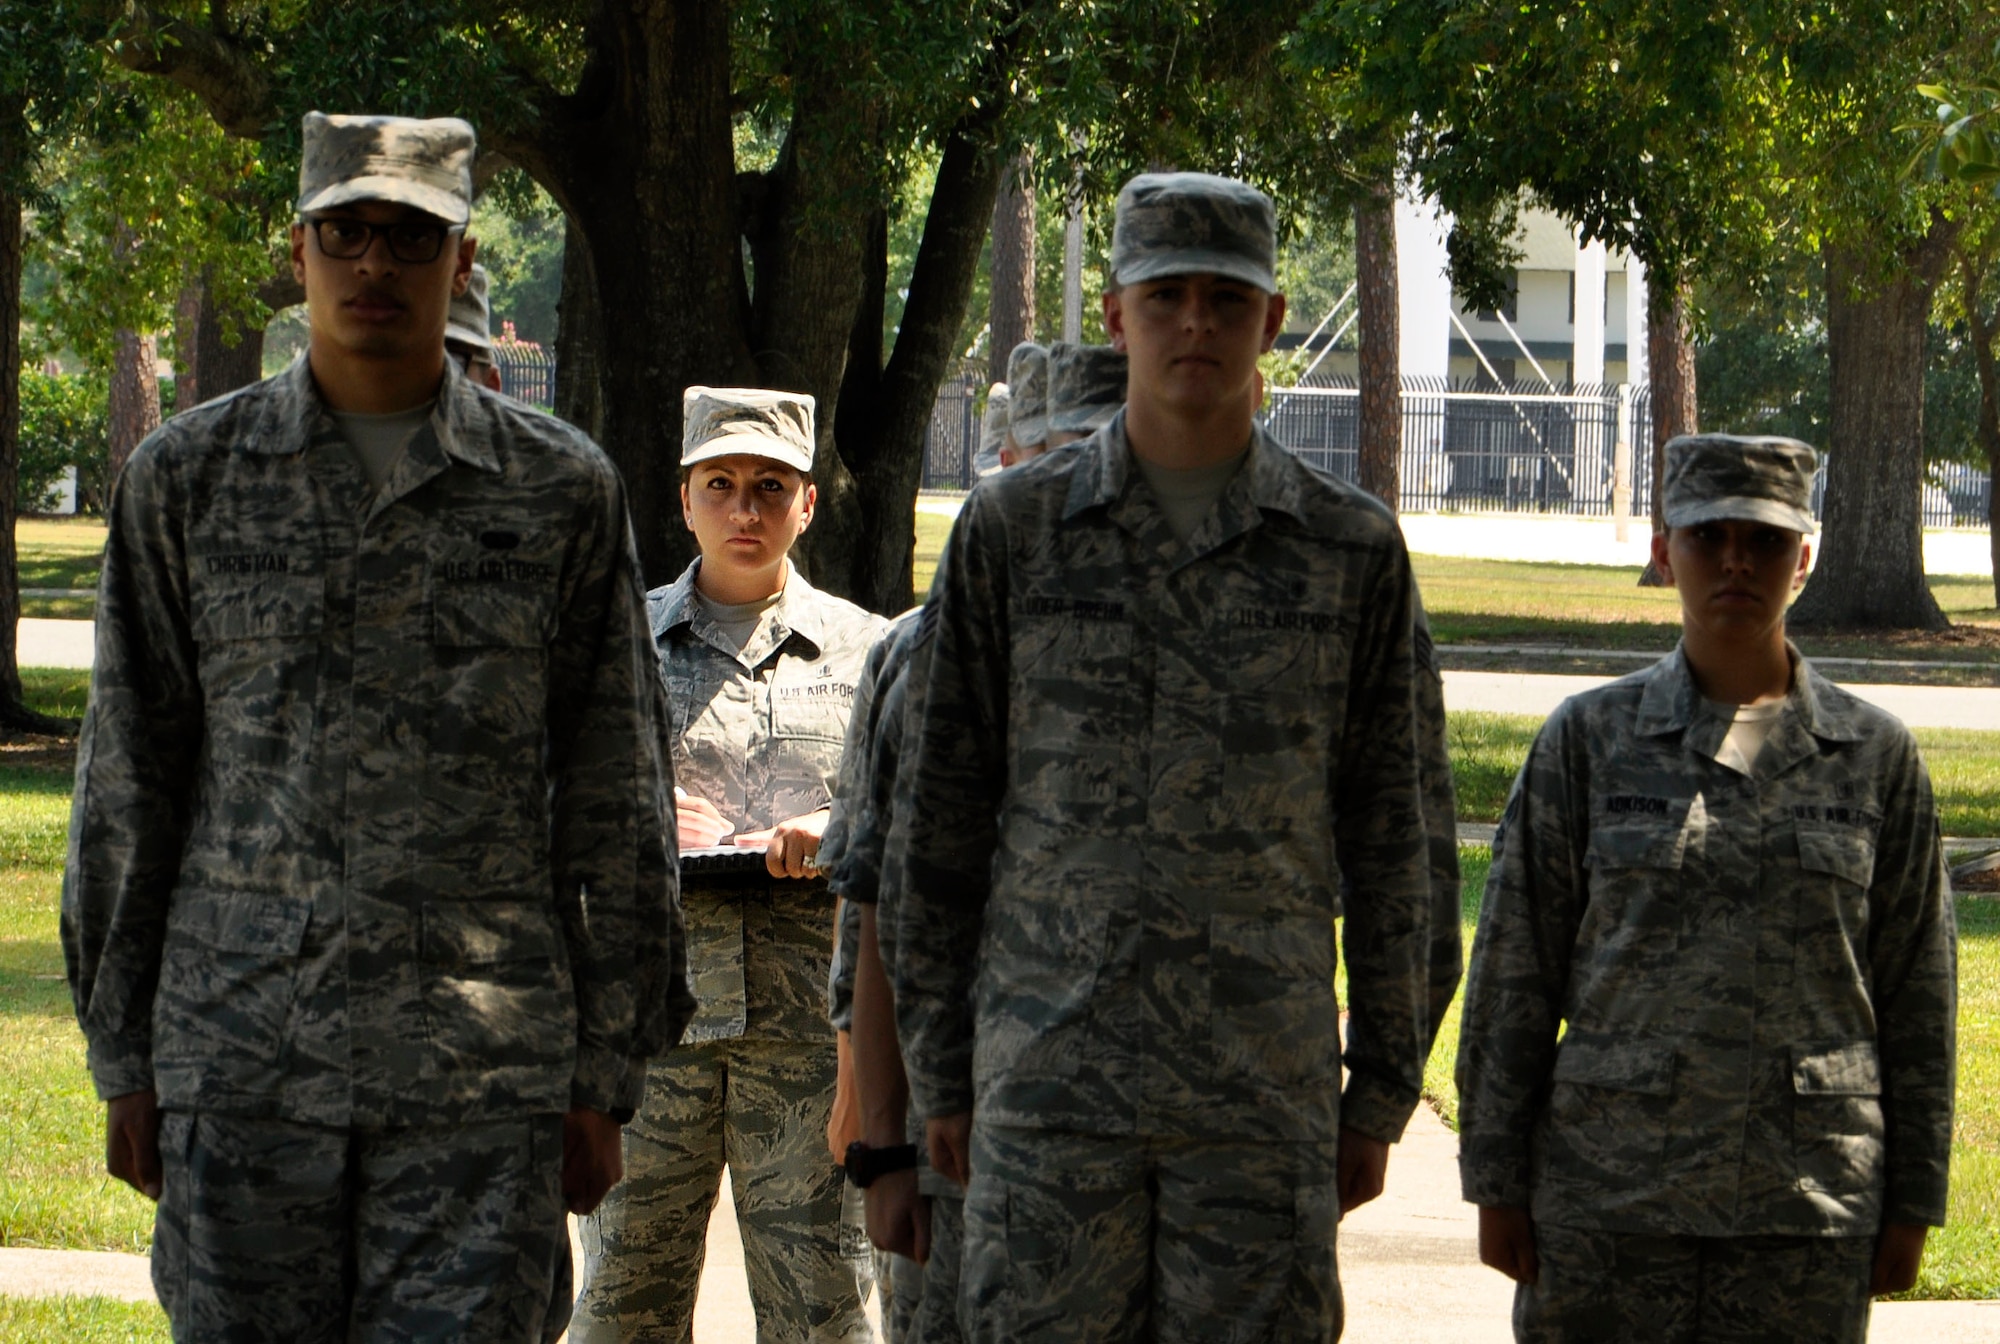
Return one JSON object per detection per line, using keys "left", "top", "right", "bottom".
{"left": 1584, "top": 807, "right": 1691, "bottom": 872}
{"left": 189, "top": 571, "right": 324, "bottom": 644}
{"left": 1796, "top": 826, "right": 1875, "bottom": 888}
{"left": 171, "top": 889, "right": 312, "bottom": 956}
{"left": 432, "top": 584, "right": 556, "bottom": 649}
{"left": 1792, "top": 1042, "right": 1881, "bottom": 1096}
{"left": 423, "top": 900, "right": 560, "bottom": 964}
{"left": 1552, "top": 1037, "right": 1676, "bottom": 1095}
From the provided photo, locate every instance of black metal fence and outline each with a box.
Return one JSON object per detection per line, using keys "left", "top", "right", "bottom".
{"left": 493, "top": 344, "right": 557, "bottom": 408}
{"left": 487, "top": 356, "right": 1996, "bottom": 529}
{"left": 923, "top": 369, "right": 988, "bottom": 489}
{"left": 1263, "top": 378, "right": 1656, "bottom": 516}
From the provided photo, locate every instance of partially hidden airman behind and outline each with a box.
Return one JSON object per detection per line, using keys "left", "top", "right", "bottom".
{"left": 1043, "top": 340, "right": 1126, "bottom": 449}
{"left": 62, "top": 110, "right": 691, "bottom": 1343}
{"left": 886, "top": 170, "right": 1451, "bottom": 1342}
{"left": 445, "top": 261, "right": 503, "bottom": 391}
{"left": 1000, "top": 341, "right": 1048, "bottom": 468}
{"left": 1457, "top": 435, "right": 1956, "bottom": 1343}
{"left": 970, "top": 383, "right": 1010, "bottom": 479}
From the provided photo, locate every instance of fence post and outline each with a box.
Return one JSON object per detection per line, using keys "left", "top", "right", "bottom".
{"left": 1612, "top": 383, "right": 1633, "bottom": 542}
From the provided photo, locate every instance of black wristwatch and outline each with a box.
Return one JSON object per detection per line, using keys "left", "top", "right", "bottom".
{"left": 844, "top": 1141, "right": 919, "bottom": 1188}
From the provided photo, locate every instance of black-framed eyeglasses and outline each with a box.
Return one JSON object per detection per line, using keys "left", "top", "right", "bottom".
{"left": 304, "top": 216, "right": 461, "bottom": 264}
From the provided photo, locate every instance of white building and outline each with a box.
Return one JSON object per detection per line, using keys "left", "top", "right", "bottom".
{"left": 1289, "top": 201, "right": 1650, "bottom": 388}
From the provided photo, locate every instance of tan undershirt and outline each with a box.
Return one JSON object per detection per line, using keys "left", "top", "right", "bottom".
{"left": 1134, "top": 451, "right": 1248, "bottom": 543}
{"left": 330, "top": 402, "right": 434, "bottom": 492}
{"left": 696, "top": 589, "right": 783, "bottom": 656}
{"left": 1703, "top": 697, "right": 1787, "bottom": 777}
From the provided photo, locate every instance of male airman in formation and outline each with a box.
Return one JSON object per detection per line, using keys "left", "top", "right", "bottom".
{"left": 64, "top": 111, "right": 691, "bottom": 1343}
{"left": 64, "top": 106, "right": 1955, "bottom": 1344}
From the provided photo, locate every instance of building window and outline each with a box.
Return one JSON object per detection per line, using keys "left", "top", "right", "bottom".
{"left": 1472, "top": 273, "right": 1519, "bottom": 324}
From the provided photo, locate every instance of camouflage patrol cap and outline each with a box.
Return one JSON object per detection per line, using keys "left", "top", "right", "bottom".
{"left": 1109, "top": 172, "right": 1277, "bottom": 293}
{"left": 297, "top": 111, "right": 476, "bottom": 227}
{"left": 1048, "top": 342, "right": 1128, "bottom": 433}
{"left": 974, "top": 383, "right": 1011, "bottom": 477}
{"left": 445, "top": 263, "right": 492, "bottom": 354}
{"left": 1005, "top": 342, "right": 1049, "bottom": 446}
{"left": 682, "top": 386, "right": 816, "bottom": 473}
{"left": 1663, "top": 434, "right": 1817, "bottom": 534}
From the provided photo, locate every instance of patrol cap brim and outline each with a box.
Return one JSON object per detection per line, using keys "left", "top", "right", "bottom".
{"left": 681, "top": 430, "right": 814, "bottom": 475}
{"left": 444, "top": 320, "right": 492, "bottom": 354}
{"left": 1009, "top": 415, "right": 1049, "bottom": 447}
{"left": 298, "top": 176, "right": 471, "bottom": 228}
{"left": 1112, "top": 247, "right": 1277, "bottom": 294}
{"left": 1665, "top": 495, "right": 1815, "bottom": 535}
{"left": 1050, "top": 403, "right": 1120, "bottom": 434}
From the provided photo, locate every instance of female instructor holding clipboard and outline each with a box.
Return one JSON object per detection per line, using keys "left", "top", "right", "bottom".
{"left": 573, "top": 387, "right": 885, "bottom": 1343}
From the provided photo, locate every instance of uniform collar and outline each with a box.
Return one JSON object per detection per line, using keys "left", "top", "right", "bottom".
{"left": 1634, "top": 640, "right": 1868, "bottom": 746}
{"left": 650, "top": 559, "right": 826, "bottom": 665}
{"left": 257, "top": 350, "right": 502, "bottom": 477}
{"left": 1062, "top": 410, "right": 1309, "bottom": 559}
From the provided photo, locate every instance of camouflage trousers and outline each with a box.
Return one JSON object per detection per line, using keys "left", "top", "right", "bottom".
{"left": 960, "top": 1124, "right": 1340, "bottom": 1343}
{"left": 570, "top": 1037, "right": 868, "bottom": 1343}
{"left": 1514, "top": 1224, "right": 1875, "bottom": 1343}
{"left": 884, "top": 1190, "right": 965, "bottom": 1344}
{"left": 151, "top": 1109, "right": 570, "bottom": 1344}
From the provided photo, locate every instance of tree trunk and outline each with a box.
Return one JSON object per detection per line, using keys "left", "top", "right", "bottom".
{"left": 1355, "top": 175, "right": 1400, "bottom": 510}
{"left": 836, "top": 127, "right": 1009, "bottom": 612}
{"left": 1636, "top": 269, "right": 1697, "bottom": 586}
{"left": 0, "top": 172, "right": 74, "bottom": 734}
{"left": 501, "top": 0, "right": 1017, "bottom": 608}
{"left": 107, "top": 329, "right": 161, "bottom": 489}
{"left": 173, "top": 279, "right": 203, "bottom": 411}
{"left": 553, "top": 216, "right": 605, "bottom": 441}
{"left": 511, "top": 0, "right": 757, "bottom": 588}
{"left": 194, "top": 268, "right": 266, "bottom": 401}
{"left": 987, "top": 150, "right": 1036, "bottom": 383}
{"left": 1789, "top": 227, "right": 1954, "bottom": 630}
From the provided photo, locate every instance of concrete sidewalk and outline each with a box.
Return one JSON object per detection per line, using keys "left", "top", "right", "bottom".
{"left": 10, "top": 1116, "right": 1994, "bottom": 1340}
{"left": 1444, "top": 668, "right": 2000, "bottom": 731}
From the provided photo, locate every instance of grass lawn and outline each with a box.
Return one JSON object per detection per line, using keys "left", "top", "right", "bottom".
{"left": 1417, "top": 848, "right": 2000, "bottom": 1300}
{"left": 1445, "top": 710, "right": 2000, "bottom": 838}
{"left": 0, "top": 1296, "right": 168, "bottom": 1342}
{"left": 17, "top": 518, "right": 105, "bottom": 621}
{"left": 1416, "top": 554, "right": 2000, "bottom": 674}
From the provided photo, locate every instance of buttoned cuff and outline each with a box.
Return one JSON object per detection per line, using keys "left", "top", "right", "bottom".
{"left": 1884, "top": 1170, "right": 1951, "bottom": 1228}
{"left": 1457, "top": 1136, "right": 1533, "bottom": 1209}
{"left": 571, "top": 1044, "right": 648, "bottom": 1116}
{"left": 1338, "top": 1073, "right": 1418, "bottom": 1144}
{"left": 88, "top": 1038, "right": 155, "bottom": 1102}
{"left": 910, "top": 1071, "right": 975, "bottom": 1123}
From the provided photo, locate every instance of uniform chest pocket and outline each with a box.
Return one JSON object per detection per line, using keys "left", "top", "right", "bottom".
{"left": 1011, "top": 615, "right": 1134, "bottom": 807}
{"left": 1543, "top": 1036, "right": 1675, "bottom": 1187}
{"left": 1791, "top": 1041, "right": 1884, "bottom": 1197}
{"left": 431, "top": 582, "right": 556, "bottom": 649}
{"left": 772, "top": 677, "right": 856, "bottom": 744}
{"left": 1584, "top": 808, "right": 1693, "bottom": 872}
{"left": 189, "top": 570, "right": 324, "bottom": 644}
{"left": 1797, "top": 824, "right": 1876, "bottom": 888}
{"left": 1209, "top": 911, "right": 1338, "bottom": 1089}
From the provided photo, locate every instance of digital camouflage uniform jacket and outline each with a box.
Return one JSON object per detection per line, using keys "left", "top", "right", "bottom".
{"left": 1457, "top": 647, "right": 1956, "bottom": 1236}
{"left": 650, "top": 562, "right": 884, "bottom": 1044}
{"left": 890, "top": 413, "right": 1440, "bottom": 1145}
{"left": 822, "top": 608, "right": 923, "bottom": 1032}
{"left": 63, "top": 356, "right": 693, "bottom": 1128}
